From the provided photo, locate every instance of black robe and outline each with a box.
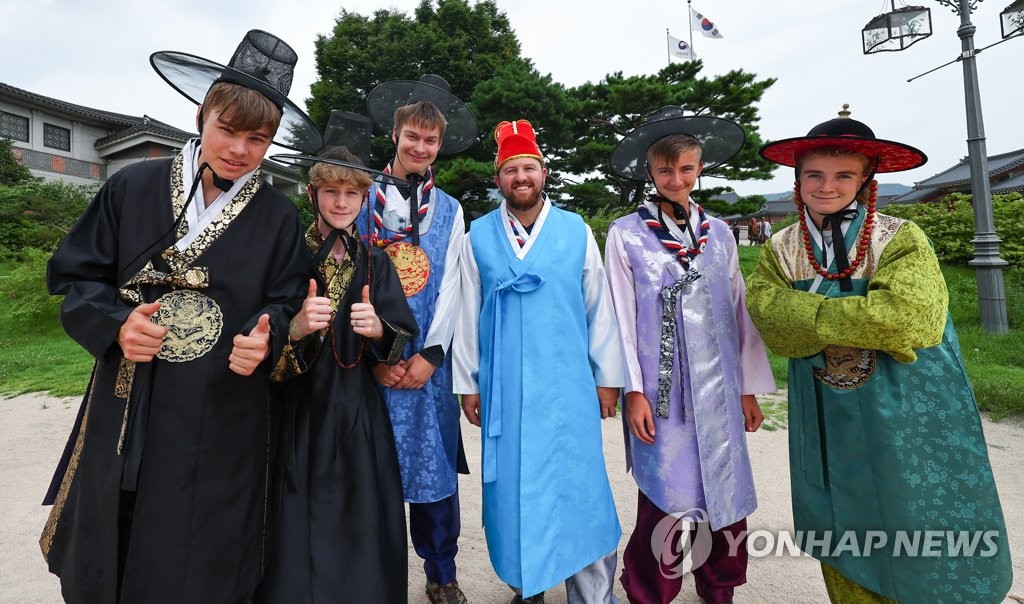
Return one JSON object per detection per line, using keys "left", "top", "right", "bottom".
{"left": 256, "top": 233, "right": 415, "bottom": 604}
{"left": 41, "top": 156, "right": 308, "bottom": 603}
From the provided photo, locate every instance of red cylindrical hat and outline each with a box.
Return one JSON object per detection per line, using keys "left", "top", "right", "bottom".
{"left": 494, "top": 119, "right": 544, "bottom": 169}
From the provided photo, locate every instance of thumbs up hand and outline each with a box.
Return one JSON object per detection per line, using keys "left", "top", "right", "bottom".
{"left": 350, "top": 285, "right": 383, "bottom": 341}
{"left": 230, "top": 313, "right": 272, "bottom": 376}
{"left": 118, "top": 301, "right": 169, "bottom": 362}
{"left": 290, "top": 279, "right": 332, "bottom": 340}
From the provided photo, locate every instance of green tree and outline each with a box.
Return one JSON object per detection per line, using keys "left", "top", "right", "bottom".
{"left": 308, "top": 4, "right": 778, "bottom": 216}
{"left": 309, "top": 0, "right": 525, "bottom": 209}
{"left": 565, "top": 61, "right": 777, "bottom": 213}
{"left": 885, "top": 193, "right": 1024, "bottom": 267}
{"left": 0, "top": 137, "right": 34, "bottom": 186}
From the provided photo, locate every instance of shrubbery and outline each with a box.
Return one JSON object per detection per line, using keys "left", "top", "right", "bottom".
{"left": 0, "top": 180, "right": 96, "bottom": 254}
{"left": 580, "top": 206, "right": 634, "bottom": 254}
{"left": 884, "top": 192, "right": 1023, "bottom": 267}
{"left": 0, "top": 246, "right": 61, "bottom": 321}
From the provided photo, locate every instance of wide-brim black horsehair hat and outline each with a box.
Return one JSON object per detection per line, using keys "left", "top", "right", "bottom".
{"left": 151, "top": 29, "right": 323, "bottom": 154}
{"left": 610, "top": 105, "right": 747, "bottom": 181}
{"left": 270, "top": 110, "right": 407, "bottom": 186}
{"left": 366, "top": 74, "right": 478, "bottom": 155}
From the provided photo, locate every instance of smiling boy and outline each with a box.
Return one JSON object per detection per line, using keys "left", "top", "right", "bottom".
{"left": 41, "top": 30, "right": 320, "bottom": 603}
{"left": 362, "top": 75, "right": 477, "bottom": 604}
{"left": 746, "top": 106, "right": 1012, "bottom": 604}
{"left": 604, "top": 107, "right": 775, "bottom": 604}
{"left": 256, "top": 112, "right": 417, "bottom": 603}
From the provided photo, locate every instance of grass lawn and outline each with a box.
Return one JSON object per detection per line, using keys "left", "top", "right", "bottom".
{"left": 738, "top": 245, "right": 1024, "bottom": 419}
{"left": 0, "top": 318, "right": 92, "bottom": 397}
{"left": 0, "top": 254, "right": 93, "bottom": 397}
{"left": 1, "top": 248, "right": 1021, "bottom": 419}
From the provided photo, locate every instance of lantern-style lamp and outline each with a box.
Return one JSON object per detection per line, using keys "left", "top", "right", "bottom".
{"left": 1001, "top": 0, "right": 1024, "bottom": 38}
{"left": 862, "top": 2, "right": 933, "bottom": 53}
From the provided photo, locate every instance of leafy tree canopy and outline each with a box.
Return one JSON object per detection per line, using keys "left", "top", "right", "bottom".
{"left": 307, "top": 1, "right": 776, "bottom": 215}
{"left": 564, "top": 61, "right": 776, "bottom": 213}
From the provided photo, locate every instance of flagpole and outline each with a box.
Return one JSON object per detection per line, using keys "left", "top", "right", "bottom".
{"left": 666, "top": 28, "right": 672, "bottom": 66}
{"left": 688, "top": 0, "right": 696, "bottom": 59}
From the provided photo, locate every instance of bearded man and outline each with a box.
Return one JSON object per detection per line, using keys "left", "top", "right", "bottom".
{"left": 453, "top": 120, "right": 625, "bottom": 604}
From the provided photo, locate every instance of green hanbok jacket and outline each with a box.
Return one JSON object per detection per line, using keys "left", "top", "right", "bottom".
{"left": 745, "top": 209, "right": 1012, "bottom": 603}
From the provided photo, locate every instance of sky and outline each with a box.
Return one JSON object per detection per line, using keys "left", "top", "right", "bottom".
{"left": 2, "top": 0, "right": 1020, "bottom": 197}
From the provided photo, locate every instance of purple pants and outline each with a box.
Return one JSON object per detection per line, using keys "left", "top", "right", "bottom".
{"left": 621, "top": 490, "right": 748, "bottom": 604}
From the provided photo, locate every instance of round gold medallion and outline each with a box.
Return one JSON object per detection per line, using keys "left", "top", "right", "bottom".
{"left": 384, "top": 242, "right": 431, "bottom": 297}
{"left": 151, "top": 290, "right": 224, "bottom": 362}
{"left": 813, "top": 345, "right": 876, "bottom": 390}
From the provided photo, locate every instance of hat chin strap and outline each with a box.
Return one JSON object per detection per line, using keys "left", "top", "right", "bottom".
{"left": 118, "top": 161, "right": 224, "bottom": 280}
{"left": 193, "top": 143, "right": 236, "bottom": 192}
{"left": 646, "top": 172, "right": 700, "bottom": 247}
{"left": 209, "top": 168, "right": 235, "bottom": 193}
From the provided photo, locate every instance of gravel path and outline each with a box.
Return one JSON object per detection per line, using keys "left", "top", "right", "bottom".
{"left": 1, "top": 392, "right": 1020, "bottom": 603}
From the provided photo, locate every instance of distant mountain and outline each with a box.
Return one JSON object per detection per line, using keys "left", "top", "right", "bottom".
{"left": 877, "top": 183, "right": 913, "bottom": 196}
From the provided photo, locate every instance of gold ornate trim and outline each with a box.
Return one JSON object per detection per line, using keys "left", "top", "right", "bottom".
{"left": 40, "top": 372, "right": 96, "bottom": 560}
{"left": 775, "top": 212, "right": 906, "bottom": 283}
{"left": 814, "top": 345, "right": 877, "bottom": 390}
{"left": 118, "top": 152, "right": 262, "bottom": 302}
{"left": 114, "top": 358, "right": 135, "bottom": 400}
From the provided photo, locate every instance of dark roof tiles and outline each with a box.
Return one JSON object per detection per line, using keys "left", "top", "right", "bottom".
{"left": 1, "top": 81, "right": 140, "bottom": 127}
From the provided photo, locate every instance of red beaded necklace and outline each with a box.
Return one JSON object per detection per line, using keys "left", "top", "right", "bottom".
{"left": 795, "top": 180, "right": 877, "bottom": 281}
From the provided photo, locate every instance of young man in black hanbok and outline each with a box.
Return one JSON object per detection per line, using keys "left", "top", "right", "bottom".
{"left": 40, "top": 30, "right": 322, "bottom": 603}
{"left": 256, "top": 111, "right": 418, "bottom": 603}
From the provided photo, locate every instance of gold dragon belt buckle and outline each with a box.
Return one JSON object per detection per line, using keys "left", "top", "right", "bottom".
{"left": 384, "top": 241, "right": 431, "bottom": 297}
{"left": 813, "top": 345, "right": 876, "bottom": 390}
{"left": 151, "top": 289, "right": 224, "bottom": 362}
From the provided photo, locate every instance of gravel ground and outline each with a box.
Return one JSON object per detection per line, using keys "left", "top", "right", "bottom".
{"left": 1, "top": 392, "right": 1020, "bottom": 603}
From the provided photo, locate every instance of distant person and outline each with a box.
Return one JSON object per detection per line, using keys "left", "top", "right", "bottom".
{"left": 255, "top": 111, "right": 418, "bottom": 603}
{"left": 454, "top": 119, "right": 624, "bottom": 604}
{"left": 746, "top": 106, "right": 1012, "bottom": 603}
{"left": 362, "top": 74, "right": 478, "bottom": 604}
{"left": 41, "top": 30, "right": 319, "bottom": 602}
{"left": 730, "top": 220, "right": 740, "bottom": 245}
{"left": 758, "top": 217, "right": 772, "bottom": 244}
{"left": 604, "top": 106, "right": 776, "bottom": 604}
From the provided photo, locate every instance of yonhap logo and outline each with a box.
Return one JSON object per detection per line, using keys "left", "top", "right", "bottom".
{"left": 651, "top": 508, "right": 714, "bottom": 578}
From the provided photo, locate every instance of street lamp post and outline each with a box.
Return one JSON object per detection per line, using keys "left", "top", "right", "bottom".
{"left": 945, "top": 0, "right": 1010, "bottom": 334}
{"left": 862, "top": 0, "right": 1013, "bottom": 334}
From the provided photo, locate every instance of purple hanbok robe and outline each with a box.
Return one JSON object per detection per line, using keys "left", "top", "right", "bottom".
{"left": 605, "top": 206, "right": 775, "bottom": 530}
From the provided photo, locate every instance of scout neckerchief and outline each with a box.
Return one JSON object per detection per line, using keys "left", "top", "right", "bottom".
{"left": 637, "top": 195, "right": 710, "bottom": 420}
{"left": 507, "top": 209, "right": 528, "bottom": 249}
{"left": 637, "top": 194, "right": 709, "bottom": 277}
{"left": 371, "top": 163, "right": 435, "bottom": 247}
